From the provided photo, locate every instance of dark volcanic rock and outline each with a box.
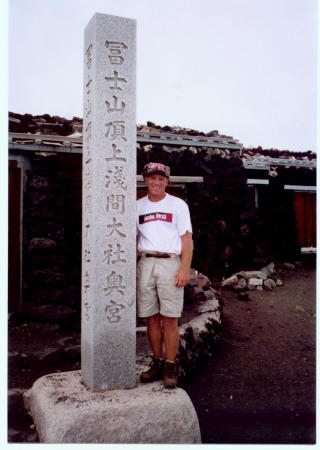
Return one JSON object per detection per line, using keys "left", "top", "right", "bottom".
{"left": 23, "top": 303, "right": 77, "bottom": 323}
{"left": 64, "top": 345, "right": 81, "bottom": 361}
{"left": 28, "top": 238, "right": 57, "bottom": 252}
{"left": 28, "top": 347, "right": 64, "bottom": 369}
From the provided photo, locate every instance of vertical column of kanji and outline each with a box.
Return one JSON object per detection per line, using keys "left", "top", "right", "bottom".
{"left": 82, "top": 16, "right": 96, "bottom": 390}
{"left": 82, "top": 13, "right": 136, "bottom": 391}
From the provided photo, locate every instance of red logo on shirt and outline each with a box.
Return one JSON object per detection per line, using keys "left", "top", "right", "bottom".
{"left": 139, "top": 212, "right": 173, "bottom": 224}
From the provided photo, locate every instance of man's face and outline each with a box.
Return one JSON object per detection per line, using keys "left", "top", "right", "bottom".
{"left": 144, "top": 174, "right": 169, "bottom": 200}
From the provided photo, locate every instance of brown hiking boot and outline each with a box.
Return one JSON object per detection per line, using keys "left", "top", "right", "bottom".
{"left": 163, "top": 360, "right": 177, "bottom": 388}
{"left": 140, "top": 357, "right": 163, "bottom": 383}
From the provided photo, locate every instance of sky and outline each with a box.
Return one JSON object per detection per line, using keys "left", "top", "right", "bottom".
{"left": 7, "top": 0, "right": 318, "bottom": 151}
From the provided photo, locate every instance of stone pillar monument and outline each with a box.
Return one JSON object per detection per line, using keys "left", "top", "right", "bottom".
{"left": 82, "top": 13, "right": 136, "bottom": 390}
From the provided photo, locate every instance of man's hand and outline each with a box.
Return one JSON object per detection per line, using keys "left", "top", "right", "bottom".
{"left": 175, "top": 267, "right": 191, "bottom": 287}
{"left": 175, "top": 231, "right": 193, "bottom": 287}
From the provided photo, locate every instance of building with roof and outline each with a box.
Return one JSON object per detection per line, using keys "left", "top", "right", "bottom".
{"left": 8, "top": 112, "right": 316, "bottom": 318}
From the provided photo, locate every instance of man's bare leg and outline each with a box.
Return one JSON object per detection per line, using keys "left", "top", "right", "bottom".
{"left": 147, "top": 313, "right": 163, "bottom": 359}
{"left": 140, "top": 314, "right": 164, "bottom": 383}
{"left": 161, "top": 316, "right": 179, "bottom": 362}
{"left": 161, "top": 315, "right": 179, "bottom": 387}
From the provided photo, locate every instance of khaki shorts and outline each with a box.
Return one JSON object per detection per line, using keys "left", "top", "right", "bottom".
{"left": 137, "top": 255, "right": 184, "bottom": 318}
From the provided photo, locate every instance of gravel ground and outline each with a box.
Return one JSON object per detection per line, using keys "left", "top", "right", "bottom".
{"left": 181, "top": 257, "right": 316, "bottom": 444}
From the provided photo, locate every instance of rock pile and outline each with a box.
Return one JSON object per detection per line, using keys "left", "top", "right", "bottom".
{"left": 9, "top": 112, "right": 235, "bottom": 142}
{"left": 10, "top": 112, "right": 316, "bottom": 162}
{"left": 243, "top": 147, "right": 316, "bottom": 161}
{"left": 221, "top": 262, "right": 284, "bottom": 292}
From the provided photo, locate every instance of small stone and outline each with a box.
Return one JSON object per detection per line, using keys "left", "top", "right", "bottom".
{"left": 187, "top": 278, "right": 198, "bottom": 287}
{"left": 283, "top": 263, "right": 295, "bottom": 270}
{"left": 31, "top": 267, "right": 66, "bottom": 284}
{"left": 256, "top": 286, "right": 263, "bottom": 291}
{"left": 233, "top": 278, "right": 247, "bottom": 291}
{"left": 236, "top": 271, "right": 246, "bottom": 278}
{"left": 143, "top": 144, "right": 152, "bottom": 152}
{"left": 196, "top": 274, "right": 211, "bottom": 288}
{"left": 29, "top": 323, "right": 61, "bottom": 333}
{"left": 197, "top": 299, "right": 220, "bottom": 314}
{"left": 237, "top": 270, "right": 267, "bottom": 280}
{"left": 295, "top": 305, "right": 305, "bottom": 313}
{"left": 222, "top": 275, "right": 238, "bottom": 287}
{"left": 276, "top": 279, "right": 283, "bottom": 286}
{"left": 248, "top": 278, "right": 263, "bottom": 290}
{"left": 263, "top": 279, "right": 276, "bottom": 290}
{"left": 28, "top": 238, "right": 57, "bottom": 252}
{"left": 260, "top": 262, "right": 275, "bottom": 277}
{"left": 64, "top": 345, "right": 81, "bottom": 361}
{"left": 56, "top": 336, "right": 75, "bottom": 347}
{"left": 268, "top": 169, "right": 278, "bottom": 177}
{"left": 189, "top": 268, "right": 198, "bottom": 279}
{"left": 203, "top": 290, "right": 216, "bottom": 300}
{"left": 208, "top": 286, "right": 218, "bottom": 295}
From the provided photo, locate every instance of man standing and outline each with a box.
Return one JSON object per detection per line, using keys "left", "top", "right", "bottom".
{"left": 136, "top": 162, "right": 193, "bottom": 388}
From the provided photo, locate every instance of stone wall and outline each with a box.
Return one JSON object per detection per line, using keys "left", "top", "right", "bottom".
{"left": 22, "top": 153, "right": 82, "bottom": 326}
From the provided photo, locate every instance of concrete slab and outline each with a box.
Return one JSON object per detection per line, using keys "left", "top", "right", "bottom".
{"left": 24, "top": 370, "right": 201, "bottom": 444}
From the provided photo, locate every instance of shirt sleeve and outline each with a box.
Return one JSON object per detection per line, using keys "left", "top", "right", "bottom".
{"left": 176, "top": 200, "right": 193, "bottom": 236}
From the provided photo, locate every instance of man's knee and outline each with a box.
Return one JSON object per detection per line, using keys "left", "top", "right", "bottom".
{"left": 147, "top": 313, "right": 161, "bottom": 328}
{"left": 161, "top": 315, "right": 178, "bottom": 330}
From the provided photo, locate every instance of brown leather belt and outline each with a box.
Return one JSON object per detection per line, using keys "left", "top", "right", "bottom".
{"left": 144, "top": 252, "right": 173, "bottom": 258}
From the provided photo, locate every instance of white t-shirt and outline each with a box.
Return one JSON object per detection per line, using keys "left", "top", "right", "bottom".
{"left": 136, "top": 193, "right": 192, "bottom": 255}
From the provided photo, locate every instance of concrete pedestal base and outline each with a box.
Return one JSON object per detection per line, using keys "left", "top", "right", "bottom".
{"left": 24, "top": 370, "right": 201, "bottom": 443}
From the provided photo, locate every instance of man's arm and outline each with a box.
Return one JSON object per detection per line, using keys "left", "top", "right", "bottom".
{"left": 176, "top": 231, "right": 193, "bottom": 287}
